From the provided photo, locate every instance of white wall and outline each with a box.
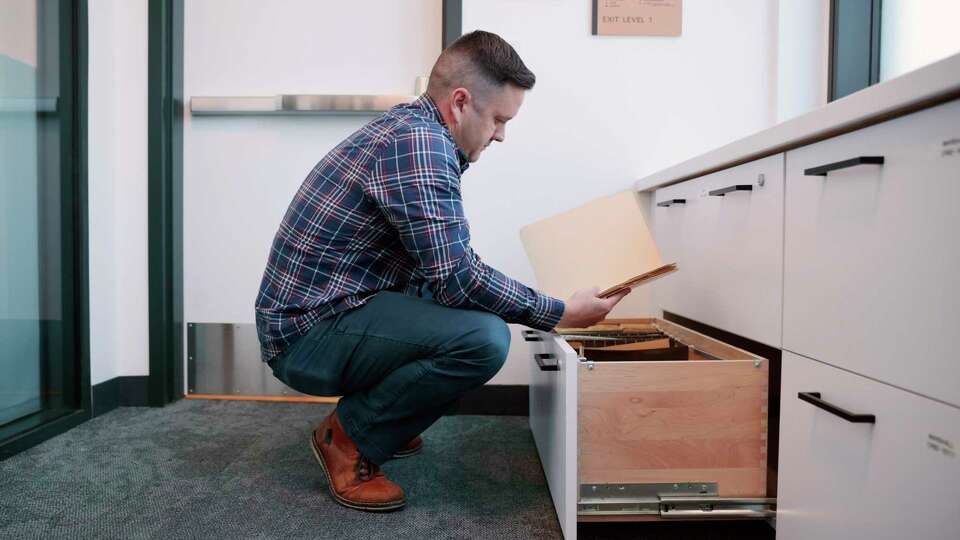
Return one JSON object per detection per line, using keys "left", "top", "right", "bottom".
{"left": 0, "top": 0, "right": 37, "bottom": 66}
{"left": 88, "top": 0, "right": 149, "bottom": 384}
{"left": 182, "top": 1, "right": 441, "bottom": 370}
{"left": 775, "top": 0, "right": 830, "bottom": 122}
{"left": 181, "top": 0, "right": 779, "bottom": 385}
{"left": 461, "top": 0, "right": 778, "bottom": 382}
{"left": 80, "top": 1, "right": 960, "bottom": 388}
{"left": 880, "top": 0, "right": 960, "bottom": 81}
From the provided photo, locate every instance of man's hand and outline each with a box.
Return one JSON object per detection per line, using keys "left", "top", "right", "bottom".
{"left": 555, "top": 287, "right": 631, "bottom": 329}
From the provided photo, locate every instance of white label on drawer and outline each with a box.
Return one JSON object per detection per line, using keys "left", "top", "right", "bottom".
{"left": 927, "top": 433, "right": 957, "bottom": 459}
{"left": 941, "top": 138, "right": 960, "bottom": 158}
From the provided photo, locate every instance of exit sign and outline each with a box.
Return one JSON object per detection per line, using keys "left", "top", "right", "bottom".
{"left": 592, "top": 0, "right": 683, "bottom": 37}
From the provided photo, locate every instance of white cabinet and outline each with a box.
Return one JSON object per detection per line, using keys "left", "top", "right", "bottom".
{"left": 653, "top": 154, "right": 784, "bottom": 347}
{"left": 783, "top": 99, "right": 960, "bottom": 407}
{"left": 635, "top": 90, "right": 960, "bottom": 538}
{"left": 777, "top": 351, "right": 960, "bottom": 540}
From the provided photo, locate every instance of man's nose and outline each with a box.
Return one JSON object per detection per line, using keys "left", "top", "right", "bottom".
{"left": 493, "top": 127, "right": 505, "bottom": 143}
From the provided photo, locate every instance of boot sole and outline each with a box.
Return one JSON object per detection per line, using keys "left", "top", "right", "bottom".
{"left": 309, "top": 432, "right": 406, "bottom": 512}
{"left": 391, "top": 444, "right": 422, "bottom": 459}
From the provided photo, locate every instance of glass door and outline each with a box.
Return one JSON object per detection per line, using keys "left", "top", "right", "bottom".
{"left": 0, "top": 0, "right": 86, "bottom": 451}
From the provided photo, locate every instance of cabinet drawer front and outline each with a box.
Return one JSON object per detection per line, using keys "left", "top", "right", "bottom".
{"left": 777, "top": 351, "right": 960, "bottom": 540}
{"left": 653, "top": 154, "right": 784, "bottom": 347}
{"left": 527, "top": 332, "right": 578, "bottom": 538}
{"left": 783, "top": 99, "right": 960, "bottom": 406}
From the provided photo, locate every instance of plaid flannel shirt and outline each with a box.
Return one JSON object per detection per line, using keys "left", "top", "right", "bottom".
{"left": 255, "top": 95, "right": 565, "bottom": 362}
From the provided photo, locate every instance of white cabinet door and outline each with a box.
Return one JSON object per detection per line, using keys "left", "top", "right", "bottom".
{"left": 777, "top": 351, "right": 960, "bottom": 540}
{"left": 653, "top": 154, "right": 784, "bottom": 347}
{"left": 783, "top": 99, "right": 960, "bottom": 407}
{"left": 527, "top": 331, "right": 579, "bottom": 539}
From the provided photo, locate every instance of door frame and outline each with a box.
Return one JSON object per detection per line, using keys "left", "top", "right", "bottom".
{"left": 147, "top": 0, "right": 185, "bottom": 406}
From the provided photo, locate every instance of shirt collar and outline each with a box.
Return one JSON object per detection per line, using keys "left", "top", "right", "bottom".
{"left": 417, "top": 94, "right": 470, "bottom": 173}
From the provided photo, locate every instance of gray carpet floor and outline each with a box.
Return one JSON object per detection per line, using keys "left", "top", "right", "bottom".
{"left": 0, "top": 400, "right": 774, "bottom": 539}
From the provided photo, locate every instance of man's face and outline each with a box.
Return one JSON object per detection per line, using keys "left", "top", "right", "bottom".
{"left": 450, "top": 83, "right": 525, "bottom": 163}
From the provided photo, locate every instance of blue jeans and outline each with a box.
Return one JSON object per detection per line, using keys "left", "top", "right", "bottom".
{"left": 268, "top": 291, "right": 511, "bottom": 464}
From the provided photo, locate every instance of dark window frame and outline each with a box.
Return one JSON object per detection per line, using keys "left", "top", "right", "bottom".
{"left": 442, "top": 0, "right": 462, "bottom": 49}
{"left": 828, "top": 0, "right": 883, "bottom": 101}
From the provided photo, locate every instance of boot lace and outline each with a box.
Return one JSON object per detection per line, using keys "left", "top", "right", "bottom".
{"left": 357, "top": 455, "right": 377, "bottom": 481}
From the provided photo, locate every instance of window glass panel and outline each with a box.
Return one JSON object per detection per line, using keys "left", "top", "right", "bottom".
{"left": 0, "top": 0, "right": 76, "bottom": 430}
{"left": 880, "top": 0, "right": 960, "bottom": 81}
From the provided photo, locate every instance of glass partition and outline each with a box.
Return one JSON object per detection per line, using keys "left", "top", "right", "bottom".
{"left": 0, "top": 0, "right": 84, "bottom": 446}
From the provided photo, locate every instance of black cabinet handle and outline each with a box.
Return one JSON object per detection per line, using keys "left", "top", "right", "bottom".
{"left": 522, "top": 330, "right": 542, "bottom": 342}
{"left": 657, "top": 199, "right": 687, "bottom": 207}
{"left": 798, "top": 392, "right": 875, "bottom": 423}
{"left": 804, "top": 156, "right": 884, "bottom": 176}
{"left": 535, "top": 353, "right": 559, "bottom": 371}
{"left": 708, "top": 185, "right": 753, "bottom": 197}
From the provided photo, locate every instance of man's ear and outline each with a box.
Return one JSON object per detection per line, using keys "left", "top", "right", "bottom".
{"left": 449, "top": 87, "right": 471, "bottom": 125}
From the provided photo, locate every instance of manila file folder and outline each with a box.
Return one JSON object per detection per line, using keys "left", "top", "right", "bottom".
{"left": 519, "top": 191, "right": 676, "bottom": 300}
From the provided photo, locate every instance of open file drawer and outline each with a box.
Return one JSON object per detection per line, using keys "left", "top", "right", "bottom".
{"left": 526, "top": 318, "right": 774, "bottom": 539}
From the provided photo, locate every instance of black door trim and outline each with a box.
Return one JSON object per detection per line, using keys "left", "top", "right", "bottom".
{"left": 828, "top": 0, "right": 883, "bottom": 101}
{"left": 147, "top": 0, "right": 185, "bottom": 406}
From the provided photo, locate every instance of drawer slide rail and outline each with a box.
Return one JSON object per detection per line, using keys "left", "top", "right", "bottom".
{"left": 659, "top": 496, "right": 776, "bottom": 520}
{"left": 577, "top": 483, "right": 775, "bottom": 520}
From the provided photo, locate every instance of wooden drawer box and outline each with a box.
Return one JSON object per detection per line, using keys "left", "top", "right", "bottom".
{"left": 527, "top": 318, "right": 774, "bottom": 539}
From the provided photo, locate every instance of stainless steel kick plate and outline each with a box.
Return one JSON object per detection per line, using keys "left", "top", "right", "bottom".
{"left": 187, "top": 322, "right": 309, "bottom": 397}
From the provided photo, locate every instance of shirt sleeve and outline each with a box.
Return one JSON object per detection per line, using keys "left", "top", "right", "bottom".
{"left": 366, "top": 126, "right": 565, "bottom": 331}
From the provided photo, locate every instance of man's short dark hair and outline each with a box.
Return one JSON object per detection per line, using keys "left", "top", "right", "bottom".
{"left": 447, "top": 30, "right": 536, "bottom": 90}
{"left": 427, "top": 30, "right": 535, "bottom": 100}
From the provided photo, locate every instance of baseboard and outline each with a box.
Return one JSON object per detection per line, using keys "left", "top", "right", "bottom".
{"left": 183, "top": 384, "right": 529, "bottom": 416}
{"left": 92, "top": 379, "right": 526, "bottom": 415}
{"left": 91, "top": 376, "right": 150, "bottom": 417}
{"left": 450, "top": 384, "right": 528, "bottom": 416}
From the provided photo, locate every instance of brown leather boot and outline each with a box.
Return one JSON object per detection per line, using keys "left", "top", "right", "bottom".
{"left": 310, "top": 411, "right": 405, "bottom": 511}
{"left": 391, "top": 436, "right": 423, "bottom": 459}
